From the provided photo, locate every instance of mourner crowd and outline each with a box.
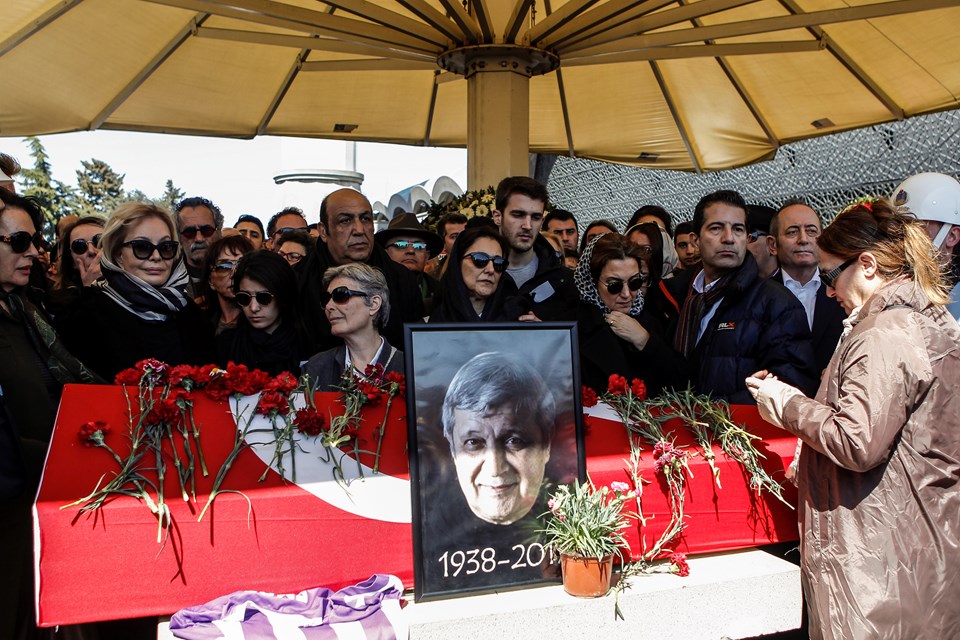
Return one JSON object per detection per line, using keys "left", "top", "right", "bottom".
{"left": 1, "top": 149, "right": 958, "bottom": 640}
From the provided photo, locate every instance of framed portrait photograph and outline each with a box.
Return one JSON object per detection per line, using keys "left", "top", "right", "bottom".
{"left": 404, "top": 323, "right": 586, "bottom": 601}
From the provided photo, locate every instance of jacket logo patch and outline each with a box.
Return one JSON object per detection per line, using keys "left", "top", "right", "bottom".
{"left": 717, "top": 322, "right": 736, "bottom": 331}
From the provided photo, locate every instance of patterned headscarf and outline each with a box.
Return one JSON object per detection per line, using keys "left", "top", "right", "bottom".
{"left": 573, "top": 233, "right": 645, "bottom": 317}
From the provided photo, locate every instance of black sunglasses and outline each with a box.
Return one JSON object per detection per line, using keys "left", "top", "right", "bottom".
{"left": 122, "top": 239, "right": 179, "bottom": 260}
{"left": 819, "top": 256, "right": 858, "bottom": 288}
{"left": 748, "top": 230, "right": 769, "bottom": 243}
{"left": 320, "top": 286, "right": 369, "bottom": 306}
{"left": 602, "top": 274, "right": 645, "bottom": 295}
{"left": 0, "top": 231, "right": 42, "bottom": 254}
{"left": 70, "top": 234, "right": 102, "bottom": 255}
{"left": 181, "top": 224, "right": 216, "bottom": 239}
{"left": 464, "top": 252, "right": 508, "bottom": 273}
{"left": 234, "top": 291, "right": 275, "bottom": 307}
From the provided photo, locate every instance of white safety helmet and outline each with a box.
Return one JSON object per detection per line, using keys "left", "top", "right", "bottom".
{"left": 891, "top": 172, "right": 960, "bottom": 249}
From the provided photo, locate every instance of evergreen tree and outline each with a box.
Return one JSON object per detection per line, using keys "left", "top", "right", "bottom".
{"left": 76, "top": 158, "right": 125, "bottom": 214}
{"left": 160, "top": 179, "right": 185, "bottom": 211}
{"left": 19, "top": 136, "right": 80, "bottom": 234}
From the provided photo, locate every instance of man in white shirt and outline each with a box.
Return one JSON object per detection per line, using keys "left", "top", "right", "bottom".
{"left": 768, "top": 200, "right": 845, "bottom": 373}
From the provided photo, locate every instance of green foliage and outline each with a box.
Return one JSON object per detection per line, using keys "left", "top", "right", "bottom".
{"left": 76, "top": 158, "right": 125, "bottom": 214}
{"left": 18, "top": 136, "right": 81, "bottom": 233}
{"left": 539, "top": 479, "right": 631, "bottom": 561}
{"left": 159, "top": 179, "right": 185, "bottom": 211}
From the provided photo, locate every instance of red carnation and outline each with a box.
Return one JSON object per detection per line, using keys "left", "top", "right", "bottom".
{"left": 670, "top": 552, "right": 690, "bottom": 577}
{"left": 168, "top": 364, "right": 200, "bottom": 389}
{"left": 114, "top": 367, "right": 142, "bottom": 386}
{"left": 78, "top": 421, "right": 111, "bottom": 447}
{"left": 364, "top": 363, "right": 385, "bottom": 382}
{"left": 630, "top": 378, "right": 647, "bottom": 400}
{"left": 607, "top": 374, "right": 629, "bottom": 396}
{"left": 581, "top": 386, "right": 598, "bottom": 407}
{"left": 256, "top": 390, "right": 290, "bottom": 416}
{"left": 144, "top": 398, "right": 180, "bottom": 427}
{"left": 384, "top": 371, "right": 406, "bottom": 397}
{"left": 265, "top": 371, "right": 299, "bottom": 395}
{"left": 294, "top": 407, "right": 325, "bottom": 436}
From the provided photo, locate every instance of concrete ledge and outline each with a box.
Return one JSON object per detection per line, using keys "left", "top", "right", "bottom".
{"left": 406, "top": 548, "right": 801, "bottom": 640}
{"left": 159, "top": 548, "right": 801, "bottom": 639}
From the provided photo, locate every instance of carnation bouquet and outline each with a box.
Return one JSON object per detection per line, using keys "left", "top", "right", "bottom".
{"left": 540, "top": 479, "right": 633, "bottom": 561}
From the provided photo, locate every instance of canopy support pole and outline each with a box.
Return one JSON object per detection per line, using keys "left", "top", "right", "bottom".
{"left": 441, "top": 45, "right": 559, "bottom": 188}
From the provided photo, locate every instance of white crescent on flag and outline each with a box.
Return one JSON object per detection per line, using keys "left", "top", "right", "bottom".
{"left": 233, "top": 394, "right": 413, "bottom": 524}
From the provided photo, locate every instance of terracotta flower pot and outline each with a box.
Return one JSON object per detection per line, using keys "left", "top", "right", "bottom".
{"left": 560, "top": 553, "right": 614, "bottom": 597}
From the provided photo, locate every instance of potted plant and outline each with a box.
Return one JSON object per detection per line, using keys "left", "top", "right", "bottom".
{"left": 540, "top": 479, "right": 632, "bottom": 597}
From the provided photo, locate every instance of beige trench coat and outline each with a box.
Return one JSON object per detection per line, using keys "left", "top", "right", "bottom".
{"left": 781, "top": 277, "right": 960, "bottom": 640}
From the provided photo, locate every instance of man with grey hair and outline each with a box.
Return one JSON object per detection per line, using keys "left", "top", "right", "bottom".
{"left": 442, "top": 352, "right": 555, "bottom": 526}
{"left": 175, "top": 196, "right": 224, "bottom": 293}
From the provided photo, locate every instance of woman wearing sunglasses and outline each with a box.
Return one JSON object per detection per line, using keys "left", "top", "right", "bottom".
{"left": 195, "top": 234, "right": 254, "bottom": 334}
{"left": 429, "top": 226, "right": 532, "bottom": 323}
{"left": 218, "top": 250, "right": 307, "bottom": 377}
{"left": 56, "top": 203, "right": 214, "bottom": 379}
{"left": 302, "top": 262, "right": 402, "bottom": 390}
{"left": 746, "top": 199, "right": 960, "bottom": 640}
{"left": 575, "top": 233, "right": 687, "bottom": 396}
{"left": 0, "top": 191, "right": 102, "bottom": 639}
{"left": 46, "top": 215, "right": 106, "bottom": 315}
{"left": 625, "top": 221, "right": 682, "bottom": 334}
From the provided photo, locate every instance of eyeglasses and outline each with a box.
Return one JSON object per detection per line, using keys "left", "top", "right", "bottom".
{"left": 180, "top": 224, "right": 216, "bottom": 239}
{"left": 234, "top": 291, "right": 275, "bottom": 307}
{"left": 213, "top": 260, "right": 238, "bottom": 272}
{"left": 748, "top": 230, "right": 769, "bottom": 243}
{"left": 0, "top": 231, "right": 42, "bottom": 254}
{"left": 387, "top": 241, "right": 428, "bottom": 252}
{"left": 122, "top": 239, "right": 179, "bottom": 260}
{"left": 279, "top": 250, "right": 304, "bottom": 264}
{"left": 70, "top": 234, "right": 102, "bottom": 255}
{"left": 463, "top": 252, "right": 508, "bottom": 273}
{"left": 320, "top": 286, "right": 369, "bottom": 306}
{"left": 600, "top": 274, "right": 645, "bottom": 295}
{"left": 819, "top": 257, "right": 858, "bottom": 288}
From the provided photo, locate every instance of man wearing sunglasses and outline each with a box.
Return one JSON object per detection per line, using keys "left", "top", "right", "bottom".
{"left": 492, "top": 176, "right": 578, "bottom": 321}
{"left": 673, "top": 190, "right": 817, "bottom": 404}
{"left": 175, "top": 196, "right": 223, "bottom": 292}
{"left": 298, "top": 188, "right": 425, "bottom": 354}
{"left": 375, "top": 211, "right": 443, "bottom": 314}
{"left": 745, "top": 204, "right": 780, "bottom": 279}
{"left": 768, "top": 200, "right": 845, "bottom": 374}
{"left": 265, "top": 207, "right": 308, "bottom": 251}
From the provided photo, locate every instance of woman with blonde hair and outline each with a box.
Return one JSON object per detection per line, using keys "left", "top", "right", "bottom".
{"left": 746, "top": 198, "right": 960, "bottom": 640}
{"left": 57, "top": 202, "right": 213, "bottom": 379}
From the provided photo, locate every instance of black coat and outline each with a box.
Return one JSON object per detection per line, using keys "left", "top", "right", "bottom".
{"left": 56, "top": 287, "right": 215, "bottom": 380}
{"left": 577, "top": 303, "right": 688, "bottom": 397}
{"left": 217, "top": 319, "right": 307, "bottom": 377}
{"left": 507, "top": 236, "right": 580, "bottom": 321}
{"left": 771, "top": 270, "right": 846, "bottom": 375}
{"left": 297, "top": 239, "right": 425, "bottom": 354}
{"left": 675, "top": 254, "right": 818, "bottom": 404}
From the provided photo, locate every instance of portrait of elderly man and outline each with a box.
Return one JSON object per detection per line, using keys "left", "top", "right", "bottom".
{"left": 442, "top": 352, "right": 556, "bottom": 526}
{"left": 410, "top": 330, "right": 581, "bottom": 598}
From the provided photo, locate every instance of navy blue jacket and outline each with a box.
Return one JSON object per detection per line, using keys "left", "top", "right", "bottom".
{"left": 679, "top": 254, "right": 818, "bottom": 404}
{"left": 771, "top": 270, "right": 846, "bottom": 376}
{"left": 506, "top": 235, "right": 579, "bottom": 321}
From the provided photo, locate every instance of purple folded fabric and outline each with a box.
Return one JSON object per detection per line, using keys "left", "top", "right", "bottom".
{"left": 169, "top": 574, "right": 406, "bottom": 640}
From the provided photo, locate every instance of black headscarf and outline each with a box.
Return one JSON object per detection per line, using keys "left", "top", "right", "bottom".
{"left": 430, "top": 227, "right": 524, "bottom": 322}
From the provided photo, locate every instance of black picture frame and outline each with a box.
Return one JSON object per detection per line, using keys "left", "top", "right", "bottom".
{"left": 404, "top": 322, "right": 586, "bottom": 601}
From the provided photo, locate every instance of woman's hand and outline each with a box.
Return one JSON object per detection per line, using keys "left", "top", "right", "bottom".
{"left": 519, "top": 311, "right": 541, "bottom": 322}
{"left": 746, "top": 369, "right": 802, "bottom": 428}
{"left": 77, "top": 253, "right": 102, "bottom": 286}
{"left": 605, "top": 311, "right": 649, "bottom": 350}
